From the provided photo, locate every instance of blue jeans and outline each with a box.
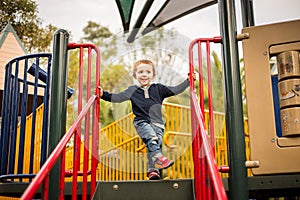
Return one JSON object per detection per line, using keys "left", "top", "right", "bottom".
{"left": 133, "top": 120, "right": 164, "bottom": 173}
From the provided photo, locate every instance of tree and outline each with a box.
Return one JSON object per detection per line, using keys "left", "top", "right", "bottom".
{"left": 0, "top": 0, "right": 57, "bottom": 52}
{"left": 81, "top": 21, "right": 112, "bottom": 45}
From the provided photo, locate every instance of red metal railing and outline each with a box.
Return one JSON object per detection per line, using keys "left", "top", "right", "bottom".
{"left": 21, "top": 95, "right": 99, "bottom": 200}
{"left": 189, "top": 37, "right": 227, "bottom": 200}
{"left": 21, "top": 43, "right": 101, "bottom": 200}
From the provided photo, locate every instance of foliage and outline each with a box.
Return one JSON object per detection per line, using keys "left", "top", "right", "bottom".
{"left": 66, "top": 50, "right": 80, "bottom": 128}
{"left": 239, "top": 58, "right": 247, "bottom": 115}
{"left": 80, "top": 21, "right": 117, "bottom": 62}
{"left": 0, "top": 0, "right": 57, "bottom": 52}
{"left": 211, "top": 51, "right": 224, "bottom": 112}
{"left": 66, "top": 21, "right": 121, "bottom": 127}
{"left": 81, "top": 21, "right": 112, "bottom": 45}
{"left": 100, "top": 64, "right": 132, "bottom": 126}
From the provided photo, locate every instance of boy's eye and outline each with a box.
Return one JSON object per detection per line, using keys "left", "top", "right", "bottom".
{"left": 137, "top": 70, "right": 152, "bottom": 74}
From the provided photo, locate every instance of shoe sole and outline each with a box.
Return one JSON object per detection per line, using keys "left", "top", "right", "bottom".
{"left": 148, "top": 174, "right": 161, "bottom": 180}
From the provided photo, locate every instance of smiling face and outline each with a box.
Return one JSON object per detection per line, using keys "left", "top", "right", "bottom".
{"left": 135, "top": 63, "right": 155, "bottom": 87}
{"left": 133, "top": 60, "right": 156, "bottom": 87}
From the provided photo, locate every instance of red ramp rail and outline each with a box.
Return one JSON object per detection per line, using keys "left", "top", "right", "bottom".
{"left": 189, "top": 37, "right": 227, "bottom": 200}
{"left": 21, "top": 95, "right": 99, "bottom": 200}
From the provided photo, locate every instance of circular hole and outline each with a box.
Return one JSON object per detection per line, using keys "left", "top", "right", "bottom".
{"left": 260, "top": 181, "right": 264, "bottom": 185}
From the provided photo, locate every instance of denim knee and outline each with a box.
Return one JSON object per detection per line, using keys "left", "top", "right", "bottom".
{"left": 134, "top": 120, "right": 161, "bottom": 153}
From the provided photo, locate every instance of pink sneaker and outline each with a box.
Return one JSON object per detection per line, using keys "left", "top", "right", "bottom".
{"left": 147, "top": 171, "right": 161, "bottom": 180}
{"left": 154, "top": 156, "right": 174, "bottom": 169}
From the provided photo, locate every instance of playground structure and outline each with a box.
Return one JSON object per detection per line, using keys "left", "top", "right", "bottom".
{"left": 0, "top": 0, "right": 300, "bottom": 200}
{"left": 242, "top": 20, "right": 300, "bottom": 175}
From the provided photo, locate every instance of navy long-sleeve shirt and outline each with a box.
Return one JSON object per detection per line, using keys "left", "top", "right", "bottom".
{"left": 101, "top": 79, "right": 190, "bottom": 126}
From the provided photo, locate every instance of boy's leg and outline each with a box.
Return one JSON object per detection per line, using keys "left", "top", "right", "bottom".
{"left": 134, "top": 121, "right": 174, "bottom": 173}
{"left": 134, "top": 121, "right": 162, "bottom": 166}
{"left": 150, "top": 124, "right": 164, "bottom": 176}
{"left": 150, "top": 123, "right": 174, "bottom": 169}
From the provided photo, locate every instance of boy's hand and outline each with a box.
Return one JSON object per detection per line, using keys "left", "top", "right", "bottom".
{"left": 188, "top": 72, "right": 196, "bottom": 81}
{"left": 98, "top": 86, "right": 103, "bottom": 97}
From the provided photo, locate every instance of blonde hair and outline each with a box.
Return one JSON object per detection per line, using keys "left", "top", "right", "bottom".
{"left": 132, "top": 59, "right": 156, "bottom": 78}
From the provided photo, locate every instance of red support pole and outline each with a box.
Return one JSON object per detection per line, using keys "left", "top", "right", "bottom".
{"left": 72, "top": 130, "right": 80, "bottom": 200}
{"left": 59, "top": 150, "right": 66, "bottom": 200}
{"left": 91, "top": 45, "right": 101, "bottom": 197}
{"left": 206, "top": 41, "right": 215, "bottom": 155}
{"left": 197, "top": 41, "right": 205, "bottom": 115}
{"left": 42, "top": 175, "right": 49, "bottom": 200}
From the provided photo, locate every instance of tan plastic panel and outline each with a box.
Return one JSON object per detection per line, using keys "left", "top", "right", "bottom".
{"left": 242, "top": 19, "right": 300, "bottom": 175}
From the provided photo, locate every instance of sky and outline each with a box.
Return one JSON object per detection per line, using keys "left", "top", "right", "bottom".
{"left": 37, "top": 0, "right": 300, "bottom": 43}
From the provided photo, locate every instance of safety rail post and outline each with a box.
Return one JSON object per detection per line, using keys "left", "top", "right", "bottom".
{"left": 68, "top": 43, "right": 101, "bottom": 198}
{"left": 21, "top": 42, "right": 100, "bottom": 199}
{"left": 218, "top": 0, "right": 249, "bottom": 199}
{"left": 190, "top": 37, "right": 222, "bottom": 151}
{"left": 189, "top": 37, "right": 226, "bottom": 200}
{"left": 48, "top": 29, "right": 70, "bottom": 199}
{"left": 21, "top": 95, "right": 99, "bottom": 200}
{"left": 0, "top": 53, "right": 52, "bottom": 182}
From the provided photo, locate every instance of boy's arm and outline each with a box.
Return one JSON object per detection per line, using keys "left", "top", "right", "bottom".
{"left": 164, "top": 73, "right": 195, "bottom": 96}
{"left": 168, "top": 79, "right": 190, "bottom": 95}
{"left": 100, "top": 86, "right": 136, "bottom": 103}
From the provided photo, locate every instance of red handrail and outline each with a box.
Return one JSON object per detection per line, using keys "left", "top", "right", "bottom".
{"left": 22, "top": 43, "right": 101, "bottom": 199}
{"left": 189, "top": 36, "right": 222, "bottom": 145}
{"left": 189, "top": 36, "right": 227, "bottom": 200}
{"left": 190, "top": 91, "right": 227, "bottom": 199}
{"left": 21, "top": 95, "right": 98, "bottom": 200}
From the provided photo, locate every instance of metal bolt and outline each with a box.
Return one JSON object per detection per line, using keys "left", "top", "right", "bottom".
{"left": 112, "top": 184, "right": 119, "bottom": 191}
{"left": 271, "top": 138, "right": 275, "bottom": 143}
{"left": 173, "top": 183, "right": 179, "bottom": 189}
{"left": 263, "top": 51, "right": 268, "bottom": 56}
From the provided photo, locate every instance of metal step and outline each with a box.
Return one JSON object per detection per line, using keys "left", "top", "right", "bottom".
{"left": 92, "top": 179, "right": 195, "bottom": 200}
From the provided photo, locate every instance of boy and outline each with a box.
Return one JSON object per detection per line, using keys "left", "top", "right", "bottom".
{"left": 99, "top": 59, "right": 193, "bottom": 180}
